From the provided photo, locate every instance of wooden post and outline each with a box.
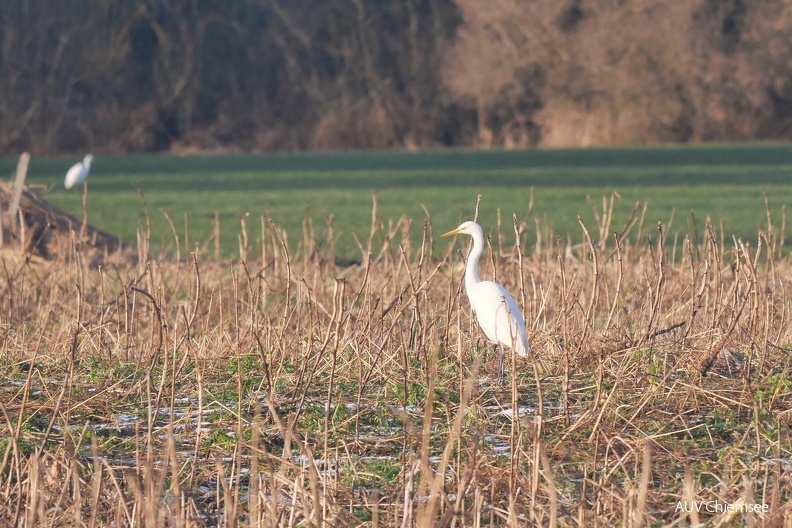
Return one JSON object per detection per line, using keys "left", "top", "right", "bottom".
{"left": 8, "top": 152, "right": 30, "bottom": 226}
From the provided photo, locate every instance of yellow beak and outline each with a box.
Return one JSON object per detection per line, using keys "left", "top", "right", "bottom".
{"left": 440, "top": 227, "right": 462, "bottom": 238}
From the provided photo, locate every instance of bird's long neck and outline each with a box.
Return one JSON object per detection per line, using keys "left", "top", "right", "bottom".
{"left": 465, "top": 231, "right": 485, "bottom": 293}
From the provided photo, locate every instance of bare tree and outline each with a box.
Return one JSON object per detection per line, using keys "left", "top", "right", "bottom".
{"left": 443, "top": 0, "right": 792, "bottom": 147}
{"left": 4, "top": 0, "right": 792, "bottom": 154}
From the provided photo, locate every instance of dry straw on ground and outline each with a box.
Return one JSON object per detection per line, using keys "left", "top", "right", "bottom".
{"left": 0, "top": 192, "right": 791, "bottom": 527}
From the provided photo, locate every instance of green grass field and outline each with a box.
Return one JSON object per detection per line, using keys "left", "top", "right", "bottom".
{"left": 4, "top": 142, "right": 792, "bottom": 258}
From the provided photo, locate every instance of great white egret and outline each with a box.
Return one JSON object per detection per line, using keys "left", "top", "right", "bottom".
{"left": 441, "top": 221, "right": 532, "bottom": 366}
{"left": 64, "top": 154, "right": 94, "bottom": 189}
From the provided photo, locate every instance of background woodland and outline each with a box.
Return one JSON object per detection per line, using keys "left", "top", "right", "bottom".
{"left": 2, "top": 0, "right": 792, "bottom": 155}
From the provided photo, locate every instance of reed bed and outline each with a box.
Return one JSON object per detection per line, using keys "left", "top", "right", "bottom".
{"left": 1, "top": 195, "right": 791, "bottom": 527}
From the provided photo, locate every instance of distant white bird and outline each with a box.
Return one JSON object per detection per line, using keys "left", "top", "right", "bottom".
{"left": 441, "top": 221, "right": 532, "bottom": 366}
{"left": 64, "top": 154, "right": 94, "bottom": 189}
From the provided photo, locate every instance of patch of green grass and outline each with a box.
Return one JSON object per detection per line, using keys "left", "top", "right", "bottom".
{"left": 705, "top": 411, "right": 735, "bottom": 444}
{"left": 21, "top": 412, "right": 50, "bottom": 433}
{"left": 85, "top": 356, "right": 138, "bottom": 383}
{"left": 297, "top": 410, "right": 324, "bottom": 433}
{"left": 0, "top": 437, "right": 36, "bottom": 458}
{"left": 274, "top": 378, "right": 291, "bottom": 395}
{"left": 224, "top": 354, "right": 266, "bottom": 395}
{"left": 6, "top": 143, "right": 792, "bottom": 258}
{"left": 406, "top": 382, "right": 427, "bottom": 406}
{"left": 354, "top": 457, "right": 401, "bottom": 489}
{"left": 226, "top": 354, "right": 262, "bottom": 376}
{"left": 351, "top": 507, "right": 372, "bottom": 522}
{"left": 215, "top": 387, "right": 239, "bottom": 402}
{"left": 330, "top": 402, "right": 350, "bottom": 426}
{"left": 203, "top": 428, "right": 237, "bottom": 449}
{"left": 756, "top": 373, "right": 792, "bottom": 403}
{"left": 336, "top": 380, "right": 359, "bottom": 395}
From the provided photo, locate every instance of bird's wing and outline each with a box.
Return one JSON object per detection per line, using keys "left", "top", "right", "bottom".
{"left": 471, "top": 281, "right": 528, "bottom": 349}
{"left": 65, "top": 163, "right": 89, "bottom": 189}
{"left": 64, "top": 163, "right": 82, "bottom": 189}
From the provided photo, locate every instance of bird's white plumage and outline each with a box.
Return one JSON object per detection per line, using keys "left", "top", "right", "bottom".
{"left": 441, "top": 221, "right": 532, "bottom": 357}
{"left": 64, "top": 154, "right": 94, "bottom": 189}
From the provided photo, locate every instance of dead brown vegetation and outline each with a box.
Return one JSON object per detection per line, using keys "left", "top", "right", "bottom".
{"left": 0, "top": 182, "right": 126, "bottom": 264}
{"left": 0, "top": 196, "right": 791, "bottom": 526}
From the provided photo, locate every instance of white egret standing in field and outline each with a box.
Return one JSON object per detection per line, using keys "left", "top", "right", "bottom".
{"left": 441, "top": 221, "right": 532, "bottom": 374}
{"left": 64, "top": 154, "right": 94, "bottom": 189}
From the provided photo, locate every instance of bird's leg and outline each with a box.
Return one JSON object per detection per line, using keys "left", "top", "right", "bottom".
{"left": 496, "top": 344, "right": 505, "bottom": 385}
